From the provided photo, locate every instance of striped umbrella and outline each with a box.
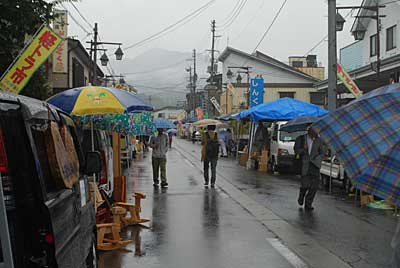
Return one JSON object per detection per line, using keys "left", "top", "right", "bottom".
{"left": 47, "top": 86, "right": 153, "bottom": 115}
{"left": 313, "top": 83, "right": 400, "bottom": 205}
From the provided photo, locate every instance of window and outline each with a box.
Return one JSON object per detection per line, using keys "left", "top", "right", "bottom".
{"left": 310, "top": 92, "right": 325, "bottom": 106}
{"left": 292, "top": 61, "right": 303, "bottom": 68}
{"left": 279, "top": 92, "right": 295, "bottom": 99}
{"left": 370, "top": 34, "right": 377, "bottom": 57}
{"left": 387, "top": 25, "right": 397, "bottom": 51}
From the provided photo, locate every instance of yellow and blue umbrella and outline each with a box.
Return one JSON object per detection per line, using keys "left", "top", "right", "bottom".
{"left": 47, "top": 86, "right": 153, "bottom": 115}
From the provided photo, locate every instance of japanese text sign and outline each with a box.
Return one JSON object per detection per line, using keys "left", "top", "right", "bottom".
{"left": 337, "top": 63, "right": 362, "bottom": 98}
{"left": 52, "top": 10, "right": 68, "bottom": 73}
{"left": 0, "top": 25, "right": 62, "bottom": 94}
{"left": 249, "top": 77, "right": 264, "bottom": 108}
{"left": 210, "top": 96, "right": 222, "bottom": 114}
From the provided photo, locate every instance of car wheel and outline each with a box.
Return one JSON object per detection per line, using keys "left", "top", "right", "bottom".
{"left": 86, "top": 241, "right": 97, "bottom": 268}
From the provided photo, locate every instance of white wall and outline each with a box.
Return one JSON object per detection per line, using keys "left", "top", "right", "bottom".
{"left": 361, "top": 2, "right": 400, "bottom": 66}
{"left": 221, "top": 52, "right": 315, "bottom": 84}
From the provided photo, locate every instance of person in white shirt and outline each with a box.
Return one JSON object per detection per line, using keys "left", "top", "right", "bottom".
{"left": 149, "top": 128, "right": 169, "bottom": 188}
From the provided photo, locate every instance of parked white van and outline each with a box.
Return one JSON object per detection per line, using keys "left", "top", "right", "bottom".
{"left": 269, "top": 121, "right": 304, "bottom": 173}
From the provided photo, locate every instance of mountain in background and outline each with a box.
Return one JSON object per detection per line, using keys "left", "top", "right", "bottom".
{"left": 112, "top": 48, "right": 210, "bottom": 109}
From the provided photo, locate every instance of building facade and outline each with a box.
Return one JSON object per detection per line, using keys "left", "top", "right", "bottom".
{"left": 219, "top": 47, "right": 323, "bottom": 114}
{"left": 317, "top": 0, "right": 400, "bottom": 104}
{"left": 48, "top": 38, "right": 104, "bottom": 94}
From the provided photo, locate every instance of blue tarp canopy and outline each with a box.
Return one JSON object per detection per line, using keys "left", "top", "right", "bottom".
{"left": 154, "top": 118, "right": 176, "bottom": 129}
{"left": 237, "top": 98, "right": 328, "bottom": 122}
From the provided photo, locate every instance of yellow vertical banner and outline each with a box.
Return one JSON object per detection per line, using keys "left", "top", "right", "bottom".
{"left": 0, "top": 25, "right": 62, "bottom": 94}
{"left": 52, "top": 10, "right": 68, "bottom": 73}
{"left": 337, "top": 63, "right": 363, "bottom": 98}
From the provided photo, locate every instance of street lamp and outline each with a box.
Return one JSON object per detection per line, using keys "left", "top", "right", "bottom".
{"left": 353, "top": 28, "right": 366, "bottom": 40}
{"left": 336, "top": 12, "right": 346, "bottom": 31}
{"left": 115, "top": 46, "right": 124, "bottom": 61}
{"left": 226, "top": 69, "right": 233, "bottom": 80}
{"left": 100, "top": 52, "right": 109, "bottom": 66}
{"left": 236, "top": 73, "right": 242, "bottom": 83}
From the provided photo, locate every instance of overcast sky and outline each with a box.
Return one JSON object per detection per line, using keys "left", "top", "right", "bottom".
{"left": 64, "top": 0, "right": 363, "bottom": 75}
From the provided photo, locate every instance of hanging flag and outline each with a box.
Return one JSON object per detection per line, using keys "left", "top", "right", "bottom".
{"left": 0, "top": 25, "right": 62, "bottom": 94}
{"left": 337, "top": 63, "right": 363, "bottom": 98}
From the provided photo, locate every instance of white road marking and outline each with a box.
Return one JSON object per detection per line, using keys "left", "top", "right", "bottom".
{"left": 266, "top": 238, "right": 308, "bottom": 268}
{"left": 184, "top": 158, "right": 195, "bottom": 168}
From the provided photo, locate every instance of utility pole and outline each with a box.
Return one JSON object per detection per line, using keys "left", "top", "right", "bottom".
{"left": 376, "top": 2, "right": 381, "bottom": 81}
{"left": 193, "top": 49, "right": 197, "bottom": 115}
{"left": 327, "top": 0, "right": 337, "bottom": 111}
{"left": 210, "top": 20, "right": 216, "bottom": 84}
{"left": 87, "top": 23, "right": 123, "bottom": 86}
{"left": 92, "top": 23, "right": 98, "bottom": 85}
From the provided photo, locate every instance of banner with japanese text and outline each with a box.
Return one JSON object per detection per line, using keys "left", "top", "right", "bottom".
{"left": 0, "top": 25, "right": 62, "bottom": 94}
{"left": 249, "top": 77, "right": 264, "bottom": 108}
{"left": 337, "top": 63, "right": 362, "bottom": 98}
{"left": 52, "top": 10, "right": 68, "bottom": 73}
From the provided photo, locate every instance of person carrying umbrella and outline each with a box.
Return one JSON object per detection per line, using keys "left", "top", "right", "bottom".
{"left": 201, "top": 125, "right": 219, "bottom": 187}
{"left": 149, "top": 128, "right": 169, "bottom": 188}
{"left": 294, "top": 126, "right": 324, "bottom": 210}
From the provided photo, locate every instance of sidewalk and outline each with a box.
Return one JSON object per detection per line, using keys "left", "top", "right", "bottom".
{"left": 98, "top": 144, "right": 305, "bottom": 268}
{"left": 176, "top": 138, "right": 398, "bottom": 268}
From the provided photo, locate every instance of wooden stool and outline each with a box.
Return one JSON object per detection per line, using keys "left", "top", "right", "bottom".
{"left": 96, "top": 223, "right": 133, "bottom": 251}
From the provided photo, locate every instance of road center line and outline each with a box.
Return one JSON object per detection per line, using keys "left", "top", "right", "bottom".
{"left": 266, "top": 238, "right": 308, "bottom": 268}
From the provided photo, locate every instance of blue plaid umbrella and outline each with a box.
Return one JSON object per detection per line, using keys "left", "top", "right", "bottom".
{"left": 313, "top": 83, "right": 400, "bottom": 205}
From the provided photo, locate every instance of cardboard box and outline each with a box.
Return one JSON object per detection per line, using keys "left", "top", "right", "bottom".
{"left": 258, "top": 163, "right": 268, "bottom": 172}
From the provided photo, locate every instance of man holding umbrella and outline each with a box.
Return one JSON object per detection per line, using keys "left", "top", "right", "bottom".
{"left": 150, "top": 128, "right": 169, "bottom": 188}
{"left": 294, "top": 126, "right": 324, "bottom": 210}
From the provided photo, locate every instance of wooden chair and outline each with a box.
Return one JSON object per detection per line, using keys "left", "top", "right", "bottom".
{"left": 114, "top": 192, "right": 150, "bottom": 227}
{"left": 96, "top": 223, "right": 133, "bottom": 251}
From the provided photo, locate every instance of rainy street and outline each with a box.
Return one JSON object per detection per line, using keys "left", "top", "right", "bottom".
{"left": 98, "top": 138, "right": 398, "bottom": 268}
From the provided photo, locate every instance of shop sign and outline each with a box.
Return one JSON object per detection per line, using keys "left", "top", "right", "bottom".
{"left": 0, "top": 25, "right": 62, "bottom": 94}
{"left": 337, "top": 63, "right": 362, "bottom": 98}
{"left": 249, "top": 77, "right": 264, "bottom": 108}
{"left": 52, "top": 10, "right": 68, "bottom": 73}
{"left": 210, "top": 96, "right": 222, "bottom": 114}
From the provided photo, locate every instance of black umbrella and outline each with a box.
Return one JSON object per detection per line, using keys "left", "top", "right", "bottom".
{"left": 280, "top": 116, "right": 320, "bottom": 133}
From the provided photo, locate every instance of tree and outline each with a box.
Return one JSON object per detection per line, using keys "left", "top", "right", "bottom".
{"left": 0, "top": 0, "right": 71, "bottom": 100}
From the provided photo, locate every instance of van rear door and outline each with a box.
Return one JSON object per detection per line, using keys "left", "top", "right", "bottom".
{"left": 0, "top": 177, "right": 14, "bottom": 268}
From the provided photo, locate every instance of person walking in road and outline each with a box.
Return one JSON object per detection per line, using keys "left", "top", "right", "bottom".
{"left": 253, "top": 122, "right": 269, "bottom": 153}
{"left": 150, "top": 128, "right": 169, "bottom": 188}
{"left": 201, "top": 125, "right": 219, "bottom": 188}
{"left": 294, "top": 126, "right": 324, "bottom": 210}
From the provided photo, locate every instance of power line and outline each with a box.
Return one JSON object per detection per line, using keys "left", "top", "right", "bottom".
{"left": 69, "top": 2, "right": 93, "bottom": 29}
{"left": 219, "top": 0, "right": 249, "bottom": 30}
{"left": 122, "top": 60, "right": 187, "bottom": 75}
{"left": 232, "top": 0, "right": 265, "bottom": 41}
{"left": 303, "top": 9, "right": 353, "bottom": 56}
{"left": 61, "top": 3, "right": 91, "bottom": 35}
{"left": 251, "top": 0, "right": 288, "bottom": 54}
{"left": 123, "top": 0, "right": 215, "bottom": 51}
{"left": 218, "top": 0, "right": 244, "bottom": 27}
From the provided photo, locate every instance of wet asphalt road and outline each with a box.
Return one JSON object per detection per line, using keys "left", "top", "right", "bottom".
{"left": 99, "top": 138, "right": 398, "bottom": 268}
{"left": 98, "top": 140, "right": 301, "bottom": 268}
{"left": 175, "top": 139, "right": 398, "bottom": 268}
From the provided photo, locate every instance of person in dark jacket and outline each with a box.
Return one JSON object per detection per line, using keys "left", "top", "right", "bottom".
{"left": 294, "top": 126, "right": 324, "bottom": 210}
{"left": 201, "top": 125, "right": 219, "bottom": 188}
